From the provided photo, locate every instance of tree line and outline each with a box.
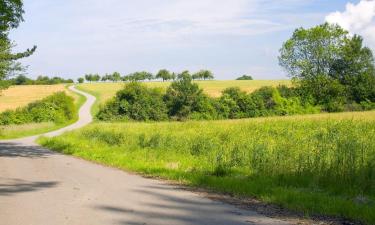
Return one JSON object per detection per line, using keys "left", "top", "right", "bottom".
{"left": 9, "top": 75, "right": 74, "bottom": 85}
{"left": 80, "top": 69, "right": 215, "bottom": 83}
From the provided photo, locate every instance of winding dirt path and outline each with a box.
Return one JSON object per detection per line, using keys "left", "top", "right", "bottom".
{"left": 0, "top": 86, "right": 292, "bottom": 225}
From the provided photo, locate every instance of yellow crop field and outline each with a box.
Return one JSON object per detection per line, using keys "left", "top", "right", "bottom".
{"left": 0, "top": 84, "right": 69, "bottom": 112}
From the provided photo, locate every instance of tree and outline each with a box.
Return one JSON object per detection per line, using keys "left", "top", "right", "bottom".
{"left": 279, "top": 23, "right": 375, "bottom": 109}
{"left": 92, "top": 74, "right": 101, "bottom": 82}
{"left": 84, "top": 74, "right": 92, "bottom": 82}
{"left": 156, "top": 69, "right": 171, "bottom": 81}
{"left": 236, "top": 75, "right": 253, "bottom": 80}
{"left": 177, "top": 70, "right": 192, "bottom": 80}
{"left": 192, "top": 70, "right": 214, "bottom": 80}
{"left": 112, "top": 72, "right": 121, "bottom": 82}
{"left": 164, "top": 74, "right": 213, "bottom": 119}
{"left": 77, "top": 77, "right": 84, "bottom": 83}
{"left": 0, "top": 0, "right": 37, "bottom": 92}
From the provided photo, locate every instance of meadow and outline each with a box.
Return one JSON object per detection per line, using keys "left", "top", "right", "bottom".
{"left": 0, "top": 84, "right": 67, "bottom": 112}
{"left": 0, "top": 85, "right": 85, "bottom": 140}
{"left": 77, "top": 80, "right": 290, "bottom": 114}
{"left": 40, "top": 110, "right": 375, "bottom": 224}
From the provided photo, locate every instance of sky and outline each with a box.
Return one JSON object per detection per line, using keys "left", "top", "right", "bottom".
{"left": 9, "top": 0, "right": 374, "bottom": 80}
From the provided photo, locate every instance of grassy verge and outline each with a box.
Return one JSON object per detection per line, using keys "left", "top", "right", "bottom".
{"left": 0, "top": 85, "right": 86, "bottom": 140}
{"left": 39, "top": 110, "right": 375, "bottom": 224}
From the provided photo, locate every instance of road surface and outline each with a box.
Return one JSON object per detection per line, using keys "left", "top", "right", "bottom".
{"left": 0, "top": 86, "right": 292, "bottom": 225}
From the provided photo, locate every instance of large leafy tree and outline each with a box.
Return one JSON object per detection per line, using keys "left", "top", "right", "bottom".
{"left": 0, "top": 0, "right": 37, "bottom": 91}
{"left": 279, "top": 23, "right": 375, "bottom": 108}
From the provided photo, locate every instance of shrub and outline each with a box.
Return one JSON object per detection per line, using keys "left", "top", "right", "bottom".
{"left": 97, "top": 82, "right": 168, "bottom": 121}
{"left": 0, "top": 92, "right": 75, "bottom": 125}
{"left": 164, "top": 76, "right": 215, "bottom": 120}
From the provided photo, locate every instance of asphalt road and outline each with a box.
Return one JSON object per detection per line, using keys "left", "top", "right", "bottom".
{"left": 0, "top": 86, "right": 292, "bottom": 225}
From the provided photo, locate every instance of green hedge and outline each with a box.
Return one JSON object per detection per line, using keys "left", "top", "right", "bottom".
{"left": 0, "top": 92, "right": 76, "bottom": 125}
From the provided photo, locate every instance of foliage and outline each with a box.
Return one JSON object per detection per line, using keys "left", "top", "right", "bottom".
{"left": 192, "top": 70, "right": 214, "bottom": 80}
{"left": 156, "top": 69, "right": 173, "bottom": 81}
{"left": 85, "top": 73, "right": 101, "bottom": 82}
{"left": 97, "top": 82, "right": 168, "bottom": 121}
{"left": 279, "top": 23, "right": 375, "bottom": 111}
{"left": 236, "top": 75, "right": 253, "bottom": 80}
{"left": 0, "top": 91, "right": 75, "bottom": 125}
{"left": 0, "top": 0, "right": 24, "bottom": 36}
{"left": 0, "top": 0, "right": 36, "bottom": 92}
{"left": 9, "top": 75, "right": 74, "bottom": 85}
{"left": 164, "top": 75, "right": 214, "bottom": 120}
{"left": 40, "top": 111, "right": 375, "bottom": 224}
{"left": 77, "top": 77, "right": 84, "bottom": 83}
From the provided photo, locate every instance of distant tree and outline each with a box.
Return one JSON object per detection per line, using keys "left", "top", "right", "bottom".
{"left": 122, "top": 75, "right": 131, "bottom": 82}
{"left": 77, "top": 77, "right": 84, "bottom": 83}
{"left": 171, "top": 72, "right": 177, "bottom": 81}
{"left": 101, "top": 74, "right": 109, "bottom": 82}
{"left": 156, "top": 69, "right": 171, "bottom": 81}
{"left": 236, "top": 75, "right": 253, "bottom": 80}
{"left": 177, "top": 70, "right": 192, "bottom": 80}
{"left": 84, "top": 74, "right": 92, "bottom": 82}
{"left": 112, "top": 72, "right": 121, "bottom": 82}
{"left": 193, "top": 70, "right": 214, "bottom": 80}
{"left": 92, "top": 74, "right": 101, "bottom": 82}
{"left": 191, "top": 73, "right": 200, "bottom": 80}
{"left": 13, "top": 74, "right": 30, "bottom": 85}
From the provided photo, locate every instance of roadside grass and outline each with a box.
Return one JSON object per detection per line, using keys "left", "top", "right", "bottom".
{"left": 39, "top": 110, "right": 375, "bottom": 224}
{"left": 0, "top": 84, "right": 67, "bottom": 112}
{"left": 0, "top": 85, "right": 86, "bottom": 140}
{"left": 77, "top": 80, "right": 290, "bottom": 115}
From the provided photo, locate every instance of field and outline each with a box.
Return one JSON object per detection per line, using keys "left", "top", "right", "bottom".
{"left": 77, "top": 80, "right": 290, "bottom": 114}
{"left": 0, "top": 85, "right": 85, "bottom": 140}
{"left": 0, "top": 84, "right": 68, "bottom": 112}
{"left": 40, "top": 110, "right": 375, "bottom": 224}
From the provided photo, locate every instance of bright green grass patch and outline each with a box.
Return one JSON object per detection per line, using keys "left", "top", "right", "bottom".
{"left": 39, "top": 110, "right": 375, "bottom": 224}
{"left": 0, "top": 86, "right": 86, "bottom": 140}
{"left": 77, "top": 80, "right": 290, "bottom": 115}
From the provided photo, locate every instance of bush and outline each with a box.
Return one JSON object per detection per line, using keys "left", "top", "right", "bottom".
{"left": 97, "top": 82, "right": 168, "bottom": 121}
{"left": 164, "top": 76, "right": 215, "bottom": 120}
{"left": 0, "top": 92, "right": 75, "bottom": 125}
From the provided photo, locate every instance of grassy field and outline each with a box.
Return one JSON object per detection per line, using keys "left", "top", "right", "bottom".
{"left": 0, "top": 85, "right": 85, "bottom": 140}
{"left": 39, "top": 110, "right": 375, "bottom": 224}
{"left": 77, "top": 80, "right": 290, "bottom": 114}
{"left": 0, "top": 84, "right": 68, "bottom": 112}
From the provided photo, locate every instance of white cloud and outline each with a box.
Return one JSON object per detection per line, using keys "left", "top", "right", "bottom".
{"left": 326, "top": 0, "right": 375, "bottom": 48}
{"left": 11, "top": 0, "right": 324, "bottom": 79}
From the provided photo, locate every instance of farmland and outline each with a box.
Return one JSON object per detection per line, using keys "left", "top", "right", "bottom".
{"left": 0, "top": 84, "right": 68, "bottom": 112}
{"left": 77, "top": 80, "right": 290, "bottom": 114}
{"left": 40, "top": 110, "right": 375, "bottom": 224}
{"left": 0, "top": 85, "right": 85, "bottom": 140}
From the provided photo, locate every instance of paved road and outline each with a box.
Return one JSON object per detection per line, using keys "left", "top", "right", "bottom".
{"left": 0, "top": 86, "right": 291, "bottom": 225}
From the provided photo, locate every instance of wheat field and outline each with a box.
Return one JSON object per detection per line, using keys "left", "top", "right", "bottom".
{"left": 0, "top": 84, "right": 69, "bottom": 112}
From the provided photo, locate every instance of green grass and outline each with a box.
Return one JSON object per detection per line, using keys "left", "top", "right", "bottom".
{"left": 0, "top": 85, "right": 86, "bottom": 140}
{"left": 39, "top": 110, "right": 375, "bottom": 224}
{"left": 77, "top": 80, "right": 290, "bottom": 115}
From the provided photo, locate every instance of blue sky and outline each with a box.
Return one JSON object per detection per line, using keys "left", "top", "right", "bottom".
{"left": 10, "top": 0, "right": 368, "bottom": 80}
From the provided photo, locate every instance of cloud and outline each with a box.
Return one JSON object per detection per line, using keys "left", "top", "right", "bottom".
{"left": 326, "top": 0, "right": 375, "bottom": 48}
{"left": 12, "top": 0, "right": 325, "bottom": 79}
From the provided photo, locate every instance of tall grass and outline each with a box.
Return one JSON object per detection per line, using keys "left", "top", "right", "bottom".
{"left": 39, "top": 111, "right": 375, "bottom": 224}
